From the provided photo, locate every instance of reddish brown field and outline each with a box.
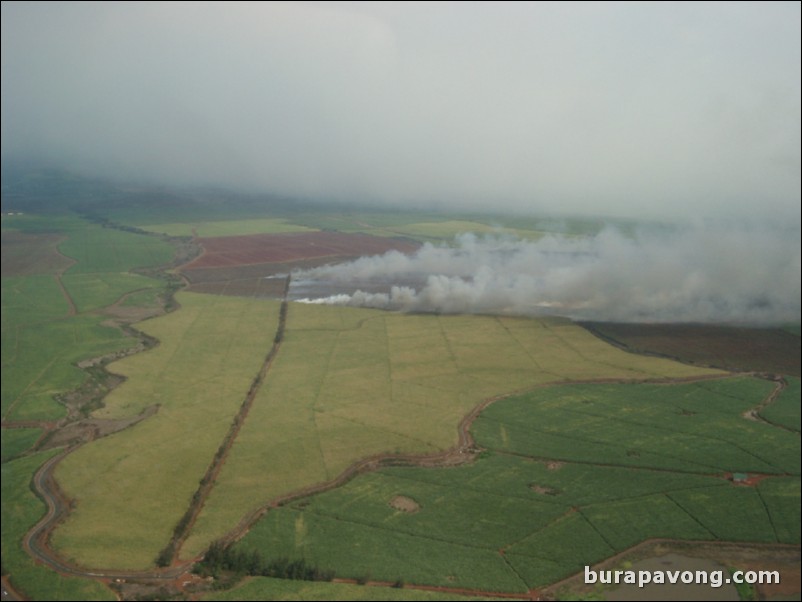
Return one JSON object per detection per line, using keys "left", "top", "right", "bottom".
{"left": 180, "top": 232, "right": 420, "bottom": 299}
{"left": 183, "top": 231, "right": 419, "bottom": 269}
{"left": 583, "top": 322, "right": 801, "bottom": 376}
{"left": 1, "top": 231, "right": 73, "bottom": 276}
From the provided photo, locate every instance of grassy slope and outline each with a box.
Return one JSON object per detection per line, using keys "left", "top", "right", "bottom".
{"left": 233, "top": 378, "right": 799, "bottom": 592}
{"left": 184, "top": 305, "right": 721, "bottom": 559}
{"left": 51, "top": 292, "right": 280, "bottom": 569}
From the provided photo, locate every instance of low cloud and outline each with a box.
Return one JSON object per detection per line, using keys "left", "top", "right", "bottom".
{"left": 293, "top": 224, "right": 801, "bottom": 324}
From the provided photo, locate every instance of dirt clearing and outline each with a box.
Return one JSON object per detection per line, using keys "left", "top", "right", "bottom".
{"left": 389, "top": 495, "right": 421, "bottom": 513}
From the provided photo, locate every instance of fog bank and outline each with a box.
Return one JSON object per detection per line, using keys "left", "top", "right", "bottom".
{"left": 2, "top": 2, "right": 800, "bottom": 219}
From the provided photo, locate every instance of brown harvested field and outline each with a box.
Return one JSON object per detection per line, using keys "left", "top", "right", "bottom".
{"left": 183, "top": 231, "right": 419, "bottom": 269}
{"left": 583, "top": 322, "right": 801, "bottom": 376}
{"left": 185, "top": 270, "right": 289, "bottom": 298}
{"left": 181, "top": 232, "right": 419, "bottom": 298}
{"left": 1, "top": 231, "right": 73, "bottom": 276}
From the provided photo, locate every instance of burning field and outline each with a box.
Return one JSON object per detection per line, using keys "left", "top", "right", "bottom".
{"left": 180, "top": 231, "right": 419, "bottom": 298}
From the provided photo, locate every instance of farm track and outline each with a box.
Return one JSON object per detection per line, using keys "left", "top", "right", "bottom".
{"left": 52, "top": 245, "right": 78, "bottom": 316}
{"left": 163, "top": 276, "right": 292, "bottom": 564}
{"left": 11, "top": 229, "right": 798, "bottom": 597}
{"left": 217, "top": 371, "right": 745, "bottom": 551}
{"left": 18, "top": 352, "right": 788, "bottom": 594}
{"left": 742, "top": 376, "right": 799, "bottom": 434}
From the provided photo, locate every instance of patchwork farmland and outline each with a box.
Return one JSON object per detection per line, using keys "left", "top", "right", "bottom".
{"left": 230, "top": 378, "right": 800, "bottom": 593}
{"left": 1, "top": 203, "right": 799, "bottom": 601}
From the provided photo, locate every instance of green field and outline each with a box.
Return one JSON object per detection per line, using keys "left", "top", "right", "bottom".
{"left": 383, "top": 220, "right": 545, "bottom": 242}
{"left": 2, "top": 218, "right": 173, "bottom": 424}
{"left": 57, "top": 223, "right": 173, "bottom": 274}
{"left": 51, "top": 292, "right": 280, "bottom": 569}
{"left": 760, "top": 377, "right": 801, "bottom": 432}
{"left": 134, "top": 209, "right": 603, "bottom": 243}
{"left": 2, "top": 197, "right": 798, "bottom": 599}
{"left": 183, "top": 305, "right": 720, "bottom": 559}
{"left": 0, "top": 427, "right": 42, "bottom": 462}
{"left": 233, "top": 378, "right": 800, "bottom": 592}
{"left": 141, "top": 218, "right": 318, "bottom": 238}
{"left": 203, "top": 577, "right": 503, "bottom": 601}
{"left": 1, "top": 451, "right": 116, "bottom": 601}
{"left": 473, "top": 378, "right": 799, "bottom": 474}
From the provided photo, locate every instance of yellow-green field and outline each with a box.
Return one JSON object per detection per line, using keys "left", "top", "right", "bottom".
{"left": 52, "top": 292, "right": 280, "bottom": 569}
{"left": 141, "top": 218, "right": 317, "bottom": 237}
{"left": 383, "top": 219, "right": 546, "bottom": 241}
{"left": 182, "top": 303, "right": 721, "bottom": 558}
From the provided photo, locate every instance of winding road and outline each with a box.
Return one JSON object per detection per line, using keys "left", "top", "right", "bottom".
{"left": 12, "top": 284, "right": 793, "bottom": 597}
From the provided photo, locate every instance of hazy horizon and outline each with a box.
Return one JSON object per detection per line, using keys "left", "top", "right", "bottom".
{"left": 2, "top": 2, "right": 800, "bottom": 220}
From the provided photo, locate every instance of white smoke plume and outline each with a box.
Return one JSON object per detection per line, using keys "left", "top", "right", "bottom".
{"left": 292, "top": 223, "right": 801, "bottom": 324}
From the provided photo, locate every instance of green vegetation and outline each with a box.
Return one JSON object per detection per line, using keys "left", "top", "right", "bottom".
{"left": 730, "top": 568, "right": 758, "bottom": 601}
{"left": 284, "top": 210, "right": 611, "bottom": 242}
{"left": 52, "top": 292, "right": 280, "bottom": 569}
{"left": 3, "top": 192, "right": 797, "bottom": 598}
{"left": 203, "top": 576, "right": 502, "bottom": 601}
{"left": 757, "top": 477, "right": 801, "bottom": 543}
{"left": 2, "top": 217, "right": 173, "bottom": 422}
{"left": 760, "top": 377, "right": 801, "bottom": 432}
{"left": 473, "top": 378, "right": 799, "bottom": 474}
{"left": 185, "top": 306, "right": 719, "bottom": 559}
{"left": 2, "top": 213, "right": 178, "bottom": 593}
{"left": 197, "top": 540, "right": 335, "bottom": 581}
{"left": 1, "top": 451, "right": 115, "bottom": 600}
{"left": 62, "top": 272, "right": 163, "bottom": 313}
{"left": 0, "top": 427, "right": 42, "bottom": 462}
{"left": 383, "top": 219, "right": 544, "bottom": 242}
{"left": 2, "top": 312, "right": 132, "bottom": 421}
{"left": 234, "top": 377, "right": 799, "bottom": 592}
{"left": 141, "top": 218, "right": 318, "bottom": 237}
{"left": 57, "top": 222, "right": 173, "bottom": 273}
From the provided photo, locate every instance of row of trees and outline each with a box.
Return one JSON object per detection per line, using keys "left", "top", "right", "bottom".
{"left": 196, "top": 540, "right": 335, "bottom": 582}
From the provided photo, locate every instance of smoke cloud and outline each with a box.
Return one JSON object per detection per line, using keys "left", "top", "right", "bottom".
{"left": 293, "top": 224, "right": 801, "bottom": 323}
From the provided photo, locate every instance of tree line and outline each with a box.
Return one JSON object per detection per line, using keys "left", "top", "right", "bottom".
{"left": 195, "top": 540, "right": 335, "bottom": 582}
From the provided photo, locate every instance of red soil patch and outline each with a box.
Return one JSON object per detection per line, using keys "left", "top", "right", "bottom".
{"left": 183, "top": 231, "right": 419, "bottom": 270}
{"left": 1, "top": 231, "right": 73, "bottom": 276}
{"left": 724, "top": 472, "right": 774, "bottom": 487}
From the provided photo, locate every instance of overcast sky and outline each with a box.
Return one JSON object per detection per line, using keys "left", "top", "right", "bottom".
{"left": 2, "top": 1, "right": 800, "bottom": 218}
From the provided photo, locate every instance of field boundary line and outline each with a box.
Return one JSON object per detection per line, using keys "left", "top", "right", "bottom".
{"left": 754, "top": 485, "right": 781, "bottom": 543}
{"left": 163, "top": 276, "right": 291, "bottom": 565}
{"left": 744, "top": 376, "right": 800, "bottom": 434}
{"left": 52, "top": 240, "right": 78, "bottom": 316}
{"left": 214, "top": 372, "right": 742, "bottom": 553}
